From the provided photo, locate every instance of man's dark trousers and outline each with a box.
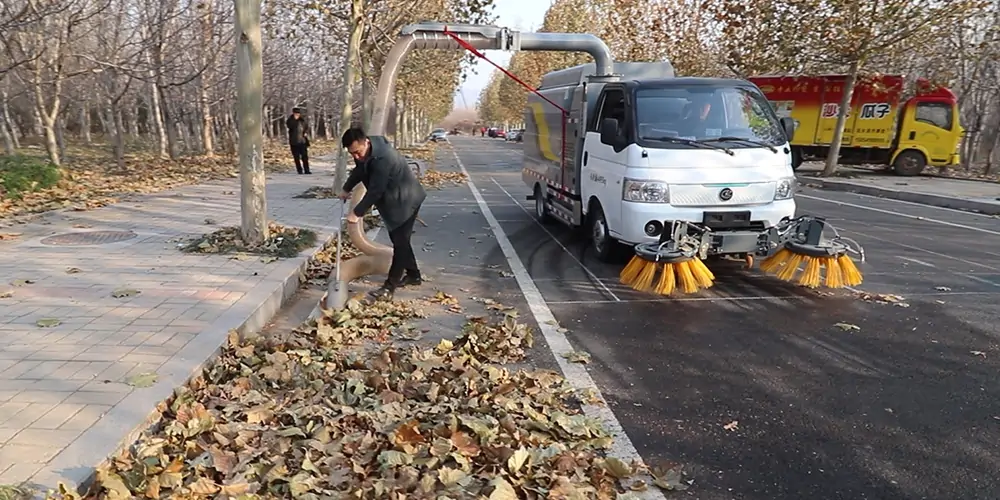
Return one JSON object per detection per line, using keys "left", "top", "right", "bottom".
{"left": 290, "top": 143, "right": 310, "bottom": 174}
{"left": 386, "top": 210, "right": 420, "bottom": 288}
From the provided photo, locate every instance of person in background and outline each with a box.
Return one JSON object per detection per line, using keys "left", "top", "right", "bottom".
{"left": 286, "top": 107, "right": 311, "bottom": 174}
{"left": 338, "top": 126, "right": 426, "bottom": 301}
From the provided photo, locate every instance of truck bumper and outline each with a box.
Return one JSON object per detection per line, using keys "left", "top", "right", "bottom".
{"left": 616, "top": 199, "right": 796, "bottom": 254}
{"left": 949, "top": 153, "right": 961, "bottom": 166}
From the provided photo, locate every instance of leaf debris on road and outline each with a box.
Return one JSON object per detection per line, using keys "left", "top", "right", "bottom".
{"left": 60, "top": 297, "right": 655, "bottom": 499}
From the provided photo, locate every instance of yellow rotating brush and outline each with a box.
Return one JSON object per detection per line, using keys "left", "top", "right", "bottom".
{"left": 760, "top": 244, "right": 863, "bottom": 288}
{"left": 620, "top": 242, "right": 715, "bottom": 295}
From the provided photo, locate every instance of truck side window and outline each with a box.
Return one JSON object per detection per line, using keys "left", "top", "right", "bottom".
{"left": 593, "top": 89, "right": 626, "bottom": 131}
{"left": 915, "top": 102, "right": 953, "bottom": 130}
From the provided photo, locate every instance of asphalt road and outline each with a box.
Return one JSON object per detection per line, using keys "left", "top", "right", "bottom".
{"left": 436, "top": 136, "right": 1000, "bottom": 500}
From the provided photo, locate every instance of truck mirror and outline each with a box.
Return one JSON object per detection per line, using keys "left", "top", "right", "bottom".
{"left": 780, "top": 117, "right": 796, "bottom": 140}
{"left": 600, "top": 118, "right": 619, "bottom": 146}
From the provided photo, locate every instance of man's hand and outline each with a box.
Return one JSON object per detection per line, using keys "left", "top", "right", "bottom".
{"left": 338, "top": 191, "right": 351, "bottom": 201}
{"left": 346, "top": 212, "right": 361, "bottom": 224}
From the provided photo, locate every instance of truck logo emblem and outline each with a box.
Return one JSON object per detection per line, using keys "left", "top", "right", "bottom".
{"left": 719, "top": 188, "right": 733, "bottom": 201}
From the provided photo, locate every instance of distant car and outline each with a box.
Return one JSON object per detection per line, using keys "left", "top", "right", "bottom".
{"left": 428, "top": 128, "right": 448, "bottom": 142}
{"left": 506, "top": 129, "right": 523, "bottom": 142}
{"left": 495, "top": 129, "right": 507, "bottom": 139}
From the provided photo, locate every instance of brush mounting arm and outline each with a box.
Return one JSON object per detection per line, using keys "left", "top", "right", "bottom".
{"left": 768, "top": 216, "right": 866, "bottom": 261}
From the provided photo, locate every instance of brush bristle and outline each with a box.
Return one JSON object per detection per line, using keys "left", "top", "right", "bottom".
{"left": 775, "top": 252, "right": 804, "bottom": 281}
{"left": 837, "top": 254, "right": 863, "bottom": 286}
{"left": 798, "top": 256, "right": 823, "bottom": 288}
{"left": 689, "top": 257, "right": 715, "bottom": 288}
{"left": 674, "top": 260, "right": 698, "bottom": 293}
{"left": 655, "top": 263, "right": 676, "bottom": 295}
{"left": 759, "top": 248, "right": 791, "bottom": 273}
{"left": 622, "top": 257, "right": 715, "bottom": 296}
{"left": 824, "top": 256, "right": 844, "bottom": 288}
{"left": 620, "top": 255, "right": 646, "bottom": 284}
{"left": 633, "top": 260, "right": 658, "bottom": 292}
{"left": 762, "top": 246, "right": 863, "bottom": 289}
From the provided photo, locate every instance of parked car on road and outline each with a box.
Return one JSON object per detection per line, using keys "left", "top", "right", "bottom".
{"left": 428, "top": 128, "right": 448, "bottom": 142}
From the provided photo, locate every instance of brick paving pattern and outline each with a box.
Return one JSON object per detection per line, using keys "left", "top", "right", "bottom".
{"left": 0, "top": 158, "right": 341, "bottom": 490}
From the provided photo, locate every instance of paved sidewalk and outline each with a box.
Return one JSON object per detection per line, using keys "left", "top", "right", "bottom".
{"left": 797, "top": 163, "right": 1000, "bottom": 215}
{"left": 0, "top": 159, "right": 341, "bottom": 490}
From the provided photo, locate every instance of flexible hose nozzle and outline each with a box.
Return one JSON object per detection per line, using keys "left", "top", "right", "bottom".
{"left": 323, "top": 185, "right": 393, "bottom": 311}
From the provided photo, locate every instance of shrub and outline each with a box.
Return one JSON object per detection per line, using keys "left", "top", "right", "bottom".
{"left": 0, "top": 154, "right": 61, "bottom": 199}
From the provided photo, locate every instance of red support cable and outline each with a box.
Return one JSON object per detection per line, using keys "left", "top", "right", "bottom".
{"left": 443, "top": 27, "right": 569, "bottom": 185}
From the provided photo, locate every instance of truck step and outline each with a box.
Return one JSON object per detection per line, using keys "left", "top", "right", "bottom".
{"left": 526, "top": 194, "right": 536, "bottom": 201}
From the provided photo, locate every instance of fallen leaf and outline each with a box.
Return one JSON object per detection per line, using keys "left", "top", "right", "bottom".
{"left": 563, "top": 350, "right": 591, "bottom": 364}
{"left": 111, "top": 288, "right": 141, "bottom": 298}
{"left": 723, "top": 420, "right": 739, "bottom": 431}
{"left": 0, "top": 290, "right": 12, "bottom": 299}
{"left": 651, "top": 465, "right": 689, "bottom": 491}
{"left": 971, "top": 351, "right": 986, "bottom": 358}
{"left": 935, "top": 286, "right": 952, "bottom": 291}
{"left": 66, "top": 267, "right": 83, "bottom": 274}
{"left": 36, "top": 318, "right": 61, "bottom": 328}
{"left": 125, "top": 372, "right": 159, "bottom": 388}
{"left": 10, "top": 279, "right": 34, "bottom": 286}
{"left": 0, "top": 232, "right": 22, "bottom": 240}
{"left": 834, "top": 322, "right": 861, "bottom": 332}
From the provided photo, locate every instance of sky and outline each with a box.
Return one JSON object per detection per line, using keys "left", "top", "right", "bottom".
{"left": 451, "top": 0, "right": 551, "bottom": 110}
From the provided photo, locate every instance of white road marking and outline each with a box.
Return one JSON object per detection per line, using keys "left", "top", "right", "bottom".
{"left": 548, "top": 295, "right": 812, "bottom": 305}
{"left": 800, "top": 185, "right": 1000, "bottom": 217}
{"left": 963, "top": 274, "right": 1000, "bottom": 288}
{"left": 798, "top": 193, "right": 1000, "bottom": 236}
{"left": 491, "top": 177, "right": 621, "bottom": 302}
{"left": 846, "top": 227, "right": 1000, "bottom": 271}
{"left": 452, "top": 149, "right": 664, "bottom": 498}
{"left": 897, "top": 256, "right": 936, "bottom": 268}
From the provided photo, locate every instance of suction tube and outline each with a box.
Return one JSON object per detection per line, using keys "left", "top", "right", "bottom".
{"left": 324, "top": 22, "right": 616, "bottom": 310}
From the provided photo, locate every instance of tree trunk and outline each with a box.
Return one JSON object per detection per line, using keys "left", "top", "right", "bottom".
{"left": 335, "top": 0, "right": 365, "bottom": 191}
{"left": 821, "top": 60, "right": 860, "bottom": 177}
{"left": 110, "top": 101, "right": 126, "bottom": 170}
{"left": 235, "top": 0, "right": 268, "bottom": 245}
{"left": 1, "top": 86, "right": 21, "bottom": 149}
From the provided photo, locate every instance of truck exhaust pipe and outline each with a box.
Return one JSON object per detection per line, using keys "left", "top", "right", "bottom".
{"left": 325, "top": 22, "right": 616, "bottom": 311}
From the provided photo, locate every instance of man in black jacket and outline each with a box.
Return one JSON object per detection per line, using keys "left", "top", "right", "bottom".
{"left": 339, "top": 126, "right": 426, "bottom": 301}
{"left": 286, "top": 107, "right": 310, "bottom": 174}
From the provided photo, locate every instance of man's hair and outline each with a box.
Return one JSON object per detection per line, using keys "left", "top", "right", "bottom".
{"left": 292, "top": 107, "right": 301, "bottom": 114}
{"left": 342, "top": 127, "right": 368, "bottom": 148}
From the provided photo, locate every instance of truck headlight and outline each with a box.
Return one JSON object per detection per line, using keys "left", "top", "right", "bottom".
{"left": 623, "top": 179, "right": 670, "bottom": 203}
{"left": 774, "top": 177, "right": 796, "bottom": 200}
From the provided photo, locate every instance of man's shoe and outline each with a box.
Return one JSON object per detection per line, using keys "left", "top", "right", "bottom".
{"left": 368, "top": 286, "right": 394, "bottom": 302}
{"left": 304, "top": 170, "right": 312, "bottom": 174}
{"left": 399, "top": 273, "right": 422, "bottom": 287}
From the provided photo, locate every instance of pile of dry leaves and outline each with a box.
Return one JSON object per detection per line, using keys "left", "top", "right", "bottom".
{"left": 181, "top": 222, "right": 318, "bottom": 259}
{"left": 0, "top": 140, "right": 336, "bottom": 220}
{"left": 422, "top": 169, "right": 469, "bottom": 190}
{"left": 46, "top": 295, "right": 646, "bottom": 499}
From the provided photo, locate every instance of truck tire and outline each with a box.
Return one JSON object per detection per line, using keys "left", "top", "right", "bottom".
{"left": 533, "top": 184, "right": 553, "bottom": 224}
{"left": 588, "top": 204, "right": 619, "bottom": 263}
{"left": 892, "top": 150, "right": 927, "bottom": 176}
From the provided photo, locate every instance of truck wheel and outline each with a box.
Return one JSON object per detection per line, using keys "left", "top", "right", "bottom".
{"left": 893, "top": 150, "right": 927, "bottom": 176}
{"left": 533, "top": 184, "right": 552, "bottom": 224}
{"left": 589, "top": 204, "right": 618, "bottom": 263}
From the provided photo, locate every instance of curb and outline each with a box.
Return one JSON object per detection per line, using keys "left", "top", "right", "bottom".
{"left": 798, "top": 176, "right": 1000, "bottom": 216}
{"left": 29, "top": 225, "right": 341, "bottom": 497}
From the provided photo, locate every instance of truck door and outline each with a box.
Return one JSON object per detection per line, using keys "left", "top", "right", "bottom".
{"left": 582, "top": 86, "right": 629, "bottom": 238}
{"left": 899, "top": 100, "right": 958, "bottom": 165}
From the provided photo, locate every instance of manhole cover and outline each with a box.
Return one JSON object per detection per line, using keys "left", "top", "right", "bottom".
{"left": 40, "top": 230, "right": 138, "bottom": 246}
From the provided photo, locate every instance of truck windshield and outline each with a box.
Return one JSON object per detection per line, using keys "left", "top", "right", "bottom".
{"left": 635, "top": 86, "right": 786, "bottom": 148}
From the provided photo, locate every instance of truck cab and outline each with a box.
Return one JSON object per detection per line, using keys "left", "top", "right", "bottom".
{"left": 523, "top": 64, "right": 799, "bottom": 262}
{"left": 583, "top": 78, "right": 796, "bottom": 259}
